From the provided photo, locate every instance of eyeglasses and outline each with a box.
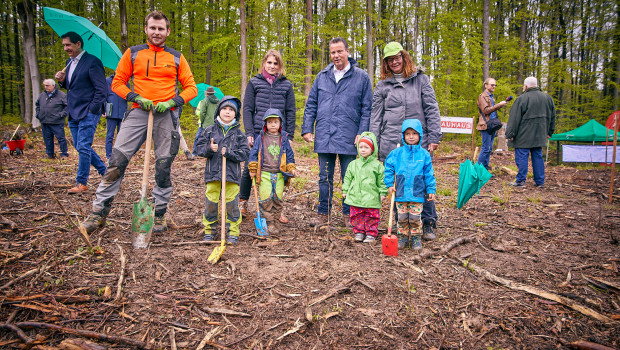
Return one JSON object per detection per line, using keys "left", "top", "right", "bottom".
{"left": 387, "top": 54, "right": 403, "bottom": 64}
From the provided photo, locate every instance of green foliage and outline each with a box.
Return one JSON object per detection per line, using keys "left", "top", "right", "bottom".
{"left": 0, "top": 0, "right": 616, "bottom": 136}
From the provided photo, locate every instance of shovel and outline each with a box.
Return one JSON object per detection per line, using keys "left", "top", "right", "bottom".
{"left": 252, "top": 177, "right": 268, "bottom": 236}
{"left": 208, "top": 155, "right": 227, "bottom": 264}
{"left": 382, "top": 188, "right": 398, "bottom": 257}
{"left": 131, "top": 110, "right": 155, "bottom": 249}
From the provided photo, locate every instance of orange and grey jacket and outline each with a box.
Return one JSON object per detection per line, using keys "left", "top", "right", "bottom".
{"left": 112, "top": 43, "right": 197, "bottom": 109}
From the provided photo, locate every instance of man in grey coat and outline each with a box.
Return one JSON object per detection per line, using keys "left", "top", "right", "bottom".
{"left": 35, "top": 79, "right": 69, "bottom": 159}
{"left": 506, "top": 76, "right": 555, "bottom": 188}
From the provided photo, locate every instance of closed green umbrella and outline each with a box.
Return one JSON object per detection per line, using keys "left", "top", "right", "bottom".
{"left": 456, "top": 160, "right": 492, "bottom": 209}
{"left": 190, "top": 84, "right": 225, "bottom": 107}
{"left": 43, "top": 7, "right": 123, "bottom": 70}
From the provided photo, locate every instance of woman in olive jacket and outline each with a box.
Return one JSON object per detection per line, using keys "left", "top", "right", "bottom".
{"left": 240, "top": 49, "right": 296, "bottom": 222}
{"left": 369, "top": 42, "right": 441, "bottom": 239}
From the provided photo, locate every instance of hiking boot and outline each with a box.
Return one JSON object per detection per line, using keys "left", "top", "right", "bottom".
{"left": 397, "top": 235, "right": 409, "bottom": 249}
{"left": 411, "top": 235, "right": 422, "bottom": 251}
{"left": 535, "top": 183, "right": 544, "bottom": 188}
{"left": 310, "top": 214, "right": 328, "bottom": 227}
{"left": 226, "top": 235, "right": 239, "bottom": 245}
{"left": 354, "top": 233, "right": 365, "bottom": 242}
{"left": 68, "top": 183, "right": 88, "bottom": 194}
{"left": 185, "top": 150, "right": 195, "bottom": 160}
{"left": 153, "top": 215, "right": 167, "bottom": 233}
{"left": 203, "top": 234, "right": 214, "bottom": 241}
{"left": 509, "top": 181, "right": 525, "bottom": 188}
{"left": 81, "top": 213, "right": 106, "bottom": 234}
{"left": 239, "top": 199, "right": 248, "bottom": 216}
{"left": 422, "top": 223, "right": 436, "bottom": 240}
{"left": 363, "top": 235, "right": 376, "bottom": 243}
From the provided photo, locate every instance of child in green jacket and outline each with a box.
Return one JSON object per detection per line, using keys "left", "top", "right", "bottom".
{"left": 342, "top": 132, "right": 388, "bottom": 243}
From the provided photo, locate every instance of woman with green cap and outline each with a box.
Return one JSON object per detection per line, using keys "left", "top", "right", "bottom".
{"left": 370, "top": 41, "right": 441, "bottom": 240}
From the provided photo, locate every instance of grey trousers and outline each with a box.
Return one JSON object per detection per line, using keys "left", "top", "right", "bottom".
{"left": 92, "top": 108, "right": 180, "bottom": 216}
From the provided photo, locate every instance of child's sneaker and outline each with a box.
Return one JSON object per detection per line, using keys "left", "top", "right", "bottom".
{"left": 362, "top": 235, "right": 376, "bottom": 243}
{"left": 203, "top": 234, "right": 214, "bottom": 241}
{"left": 397, "top": 234, "right": 409, "bottom": 249}
{"left": 411, "top": 235, "right": 422, "bottom": 251}
{"left": 226, "top": 235, "right": 239, "bottom": 245}
{"left": 354, "top": 233, "right": 365, "bottom": 242}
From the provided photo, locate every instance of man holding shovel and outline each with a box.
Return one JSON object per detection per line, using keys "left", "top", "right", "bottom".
{"left": 81, "top": 10, "right": 197, "bottom": 234}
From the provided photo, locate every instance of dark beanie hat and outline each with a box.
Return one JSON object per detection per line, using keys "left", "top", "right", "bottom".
{"left": 220, "top": 100, "right": 239, "bottom": 114}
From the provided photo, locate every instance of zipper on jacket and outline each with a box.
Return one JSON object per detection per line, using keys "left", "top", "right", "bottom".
{"left": 154, "top": 51, "right": 157, "bottom": 66}
{"left": 146, "top": 60, "right": 150, "bottom": 77}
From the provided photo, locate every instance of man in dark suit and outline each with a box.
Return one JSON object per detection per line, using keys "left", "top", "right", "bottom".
{"left": 54, "top": 31, "right": 107, "bottom": 194}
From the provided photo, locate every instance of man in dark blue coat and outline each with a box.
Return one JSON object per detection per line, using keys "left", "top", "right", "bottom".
{"left": 301, "top": 37, "right": 373, "bottom": 226}
{"left": 55, "top": 31, "right": 107, "bottom": 194}
{"left": 104, "top": 74, "right": 128, "bottom": 160}
{"left": 35, "top": 79, "right": 68, "bottom": 159}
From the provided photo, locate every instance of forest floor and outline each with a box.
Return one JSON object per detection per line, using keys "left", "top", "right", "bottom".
{"left": 0, "top": 129, "right": 618, "bottom": 350}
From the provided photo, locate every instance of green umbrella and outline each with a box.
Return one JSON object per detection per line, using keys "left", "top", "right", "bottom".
{"left": 43, "top": 7, "right": 123, "bottom": 70}
{"left": 190, "top": 84, "right": 225, "bottom": 108}
{"left": 456, "top": 160, "right": 492, "bottom": 209}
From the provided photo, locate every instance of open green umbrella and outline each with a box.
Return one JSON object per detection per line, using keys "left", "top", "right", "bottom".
{"left": 43, "top": 7, "right": 123, "bottom": 70}
{"left": 456, "top": 160, "right": 492, "bottom": 209}
{"left": 189, "top": 84, "right": 225, "bottom": 108}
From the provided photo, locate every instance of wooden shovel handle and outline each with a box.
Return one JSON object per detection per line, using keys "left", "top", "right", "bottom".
{"left": 387, "top": 185, "right": 396, "bottom": 237}
{"left": 252, "top": 176, "right": 261, "bottom": 215}
{"left": 140, "top": 111, "right": 154, "bottom": 198}
{"left": 221, "top": 155, "right": 226, "bottom": 245}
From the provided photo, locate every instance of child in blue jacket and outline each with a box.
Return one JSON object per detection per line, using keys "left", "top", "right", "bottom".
{"left": 384, "top": 119, "right": 436, "bottom": 250}
{"left": 247, "top": 108, "right": 296, "bottom": 234}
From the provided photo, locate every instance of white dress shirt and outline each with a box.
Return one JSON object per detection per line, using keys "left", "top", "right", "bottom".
{"left": 67, "top": 50, "right": 86, "bottom": 85}
{"left": 333, "top": 62, "right": 351, "bottom": 83}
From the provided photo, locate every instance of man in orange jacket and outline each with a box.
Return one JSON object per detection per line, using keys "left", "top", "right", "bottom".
{"left": 82, "top": 10, "right": 197, "bottom": 234}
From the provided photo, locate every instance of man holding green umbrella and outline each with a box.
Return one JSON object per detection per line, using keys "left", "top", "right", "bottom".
{"left": 81, "top": 10, "right": 197, "bottom": 234}
{"left": 192, "top": 87, "right": 220, "bottom": 156}
{"left": 54, "top": 31, "right": 107, "bottom": 194}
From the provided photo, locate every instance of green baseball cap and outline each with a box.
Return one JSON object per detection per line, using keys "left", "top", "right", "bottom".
{"left": 383, "top": 42, "right": 404, "bottom": 59}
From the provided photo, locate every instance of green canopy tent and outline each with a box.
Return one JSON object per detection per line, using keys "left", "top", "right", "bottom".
{"left": 548, "top": 119, "right": 618, "bottom": 164}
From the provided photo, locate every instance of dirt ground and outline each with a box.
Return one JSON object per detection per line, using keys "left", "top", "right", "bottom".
{"left": 0, "top": 130, "right": 618, "bottom": 350}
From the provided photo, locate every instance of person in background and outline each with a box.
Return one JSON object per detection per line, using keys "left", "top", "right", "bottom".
{"left": 240, "top": 49, "right": 296, "bottom": 224}
{"left": 506, "top": 76, "right": 555, "bottom": 188}
{"left": 193, "top": 87, "right": 220, "bottom": 156}
{"left": 104, "top": 73, "right": 128, "bottom": 160}
{"left": 476, "top": 77, "right": 508, "bottom": 171}
{"left": 35, "top": 79, "right": 68, "bottom": 159}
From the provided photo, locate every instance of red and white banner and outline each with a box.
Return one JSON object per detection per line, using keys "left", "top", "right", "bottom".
{"left": 440, "top": 117, "right": 473, "bottom": 134}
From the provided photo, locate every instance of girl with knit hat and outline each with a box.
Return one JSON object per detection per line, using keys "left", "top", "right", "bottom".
{"left": 342, "top": 131, "right": 388, "bottom": 243}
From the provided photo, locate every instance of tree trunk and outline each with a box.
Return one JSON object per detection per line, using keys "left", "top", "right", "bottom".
{"left": 17, "top": 0, "right": 40, "bottom": 128}
{"left": 12, "top": 6, "right": 22, "bottom": 117}
{"left": 119, "top": 0, "right": 128, "bottom": 52}
{"left": 240, "top": 0, "right": 247, "bottom": 104}
{"left": 365, "top": 0, "right": 374, "bottom": 85}
{"left": 304, "top": 0, "right": 312, "bottom": 99}
{"left": 517, "top": 2, "right": 527, "bottom": 84}
{"left": 482, "top": 0, "right": 489, "bottom": 81}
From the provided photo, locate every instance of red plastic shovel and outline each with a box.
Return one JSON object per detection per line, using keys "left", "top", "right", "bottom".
{"left": 382, "top": 189, "right": 398, "bottom": 256}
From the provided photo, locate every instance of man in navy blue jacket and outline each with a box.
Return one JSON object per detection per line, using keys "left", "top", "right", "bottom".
{"left": 301, "top": 37, "right": 373, "bottom": 227}
{"left": 55, "top": 31, "right": 107, "bottom": 194}
{"left": 104, "top": 74, "right": 128, "bottom": 160}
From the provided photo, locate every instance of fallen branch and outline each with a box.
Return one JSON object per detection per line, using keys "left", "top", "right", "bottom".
{"left": 276, "top": 318, "right": 305, "bottom": 341}
{"left": 200, "top": 306, "right": 251, "bottom": 318}
{"left": 0, "top": 252, "right": 85, "bottom": 291}
{"left": 367, "top": 325, "right": 396, "bottom": 340}
{"left": 16, "top": 322, "right": 150, "bottom": 349}
{"left": 115, "top": 244, "right": 127, "bottom": 301}
{"left": 0, "top": 323, "right": 34, "bottom": 349}
{"left": 561, "top": 339, "right": 618, "bottom": 350}
{"left": 308, "top": 278, "right": 357, "bottom": 307}
{"left": 412, "top": 234, "right": 477, "bottom": 263}
{"left": 461, "top": 260, "right": 614, "bottom": 324}
{"left": 0, "top": 216, "right": 18, "bottom": 232}
{"left": 50, "top": 191, "right": 92, "bottom": 248}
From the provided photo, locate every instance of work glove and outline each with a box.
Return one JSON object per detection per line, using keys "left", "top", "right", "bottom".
{"left": 155, "top": 99, "right": 176, "bottom": 113}
{"left": 134, "top": 96, "right": 153, "bottom": 111}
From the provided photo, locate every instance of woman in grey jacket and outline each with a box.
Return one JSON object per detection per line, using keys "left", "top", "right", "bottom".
{"left": 369, "top": 42, "right": 441, "bottom": 239}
